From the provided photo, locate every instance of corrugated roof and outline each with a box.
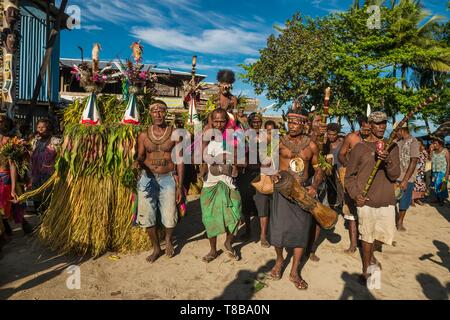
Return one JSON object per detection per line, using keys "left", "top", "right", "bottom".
{"left": 60, "top": 58, "right": 207, "bottom": 79}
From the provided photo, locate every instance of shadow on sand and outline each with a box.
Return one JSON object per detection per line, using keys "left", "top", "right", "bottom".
{"left": 214, "top": 259, "right": 276, "bottom": 300}
{"left": 416, "top": 273, "right": 450, "bottom": 300}
{"left": 0, "top": 227, "right": 89, "bottom": 299}
{"left": 338, "top": 271, "right": 377, "bottom": 300}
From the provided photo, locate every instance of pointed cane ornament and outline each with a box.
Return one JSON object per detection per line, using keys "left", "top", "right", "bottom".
{"left": 81, "top": 92, "right": 101, "bottom": 125}
{"left": 122, "top": 93, "right": 140, "bottom": 125}
{"left": 188, "top": 95, "right": 200, "bottom": 125}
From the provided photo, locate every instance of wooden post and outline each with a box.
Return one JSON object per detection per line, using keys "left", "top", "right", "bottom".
{"left": 1, "top": 0, "right": 20, "bottom": 117}
{"left": 30, "top": 0, "right": 68, "bottom": 108}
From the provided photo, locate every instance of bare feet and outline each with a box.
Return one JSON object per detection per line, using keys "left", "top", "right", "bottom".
{"left": 202, "top": 251, "right": 219, "bottom": 263}
{"left": 289, "top": 273, "right": 308, "bottom": 290}
{"left": 268, "top": 260, "right": 283, "bottom": 280}
{"left": 397, "top": 225, "right": 406, "bottom": 232}
{"left": 165, "top": 241, "right": 175, "bottom": 258}
{"left": 260, "top": 238, "right": 270, "bottom": 248}
{"left": 146, "top": 249, "right": 162, "bottom": 263}
{"left": 309, "top": 253, "right": 320, "bottom": 262}
{"left": 415, "top": 200, "right": 424, "bottom": 206}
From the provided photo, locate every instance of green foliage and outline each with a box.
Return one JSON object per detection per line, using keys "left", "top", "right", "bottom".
{"left": 242, "top": 0, "right": 450, "bottom": 126}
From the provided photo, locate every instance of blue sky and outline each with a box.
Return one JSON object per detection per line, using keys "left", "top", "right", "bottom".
{"left": 59, "top": 0, "right": 448, "bottom": 119}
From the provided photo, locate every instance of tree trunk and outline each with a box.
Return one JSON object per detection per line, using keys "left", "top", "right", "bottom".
{"left": 349, "top": 120, "right": 355, "bottom": 132}
{"left": 424, "top": 116, "right": 432, "bottom": 136}
{"left": 390, "top": 0, "right": 396, "bottom": 9}
{"left": 393, "top": 64, "right": 397, "bottom": 87}
{"left": 392, "top": 115, "right": 396, "bottom": 126}
{"left": 401, "top": 64, "right": 408, "bottom": 91}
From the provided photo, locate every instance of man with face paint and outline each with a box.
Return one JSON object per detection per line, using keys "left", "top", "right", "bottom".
{"left": 338, "top": 115, "right": 371, "bottom": 254}
{"left": 134, "top": 101, "right": 184, "bottom": 263}
{"left": 345, "top": 111, "right": 400, "bottom": 284}
{"left": 268, "top": 108, "right": 323, "bottom": 290}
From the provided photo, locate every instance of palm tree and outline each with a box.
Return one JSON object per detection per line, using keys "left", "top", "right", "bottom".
{"left": 389, "top": 0, "right": 450, "bottom": 91}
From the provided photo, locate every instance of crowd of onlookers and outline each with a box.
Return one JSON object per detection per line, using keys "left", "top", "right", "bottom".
{"left": 0, "top": 115, "right": 60, "bottom": 257}
{"left": 411, "top": 138, "right": 449, "bottom": 207}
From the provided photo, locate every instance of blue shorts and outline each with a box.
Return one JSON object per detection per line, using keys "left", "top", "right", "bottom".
{"left": 399, "top": 182, "right": 414, "bottom": 211}
{"left": 136, "top": 171, "right": 177, "bottom": 228}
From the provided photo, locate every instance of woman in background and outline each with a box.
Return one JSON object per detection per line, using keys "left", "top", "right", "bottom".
{"left": 430, "top": 137, "right": 449, "bottom": 206}
{"left": 412, "top": 139, "right": 428, "bottom": 206}
{"left": 30, "top": 118, "right": 60, "bottom": 214}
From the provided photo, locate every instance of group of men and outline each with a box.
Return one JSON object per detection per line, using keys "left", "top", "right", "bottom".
{"left": 132, "top": 70, "right": 424, "bottom": 290}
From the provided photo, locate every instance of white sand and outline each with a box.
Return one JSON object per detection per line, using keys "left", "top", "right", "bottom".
{"left": 1, "top": 197, "right": 449, "bottom": 300}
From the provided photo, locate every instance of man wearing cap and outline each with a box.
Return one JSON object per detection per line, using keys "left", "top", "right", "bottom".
{"left": 269, "top": 108, "right": 323, "bottom": 290}
{"left": 394, "top": 121, "right": 419, "bottom": 232}
{"left": 345, "top": 111, "right": 400, "bottom": 283}
{"left": 338, "top": 115, "right": 371, "bottom": 254}
{"left": 133, "top": 101, "right": 184, "bottom": 263}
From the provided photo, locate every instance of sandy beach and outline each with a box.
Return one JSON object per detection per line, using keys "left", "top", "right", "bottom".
{"left": 1, "top": 196, "right": 449, "bottom": 300}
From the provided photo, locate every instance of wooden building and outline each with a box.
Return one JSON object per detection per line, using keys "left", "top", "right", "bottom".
{"left": 60, "top": 58, "right": 260, "bottom": 114}
{"left": 59, "top": 58, "right": 207, "bottom": 114}
{"left": 0, "top": 0, "right": 70, "bottom": 128}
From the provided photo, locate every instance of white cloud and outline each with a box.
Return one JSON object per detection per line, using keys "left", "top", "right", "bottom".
{"left": 253, "top": 15, "right": 266, "bottom": 23}
{"left": 244, "top": 58, "right": 258, "bottom": 65}
{"left": 157, "top": 60, "right": 235, "bottom": 71}
{"left": 71, "top": 0, "right": 272, "bottom": 57}
{"left": 82, "top": 24, "right": 103, "bottom": 31}
{"left": 78, "top": 0, "right": 167, "bottom": 25}
{"left": 131, "top": 27, "right": 265, "bottom": 56}
{"left": 310, "top": 0, "right": 342, "bottom": 14}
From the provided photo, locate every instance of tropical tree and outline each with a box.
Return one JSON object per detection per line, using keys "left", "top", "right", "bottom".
{"left": 241, "top": 1, "right": 449, "bottom": 127}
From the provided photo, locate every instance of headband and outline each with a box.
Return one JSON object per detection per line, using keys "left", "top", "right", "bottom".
{"left": 149, "top": 103, "right": 167, "bottom": 111}
{"left": 287, "top": 113, "right": 307, "bottom": 119}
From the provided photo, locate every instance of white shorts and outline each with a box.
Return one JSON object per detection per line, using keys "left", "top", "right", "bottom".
{"left": 357, "top": 205, "right": 396, "bottom": 245}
